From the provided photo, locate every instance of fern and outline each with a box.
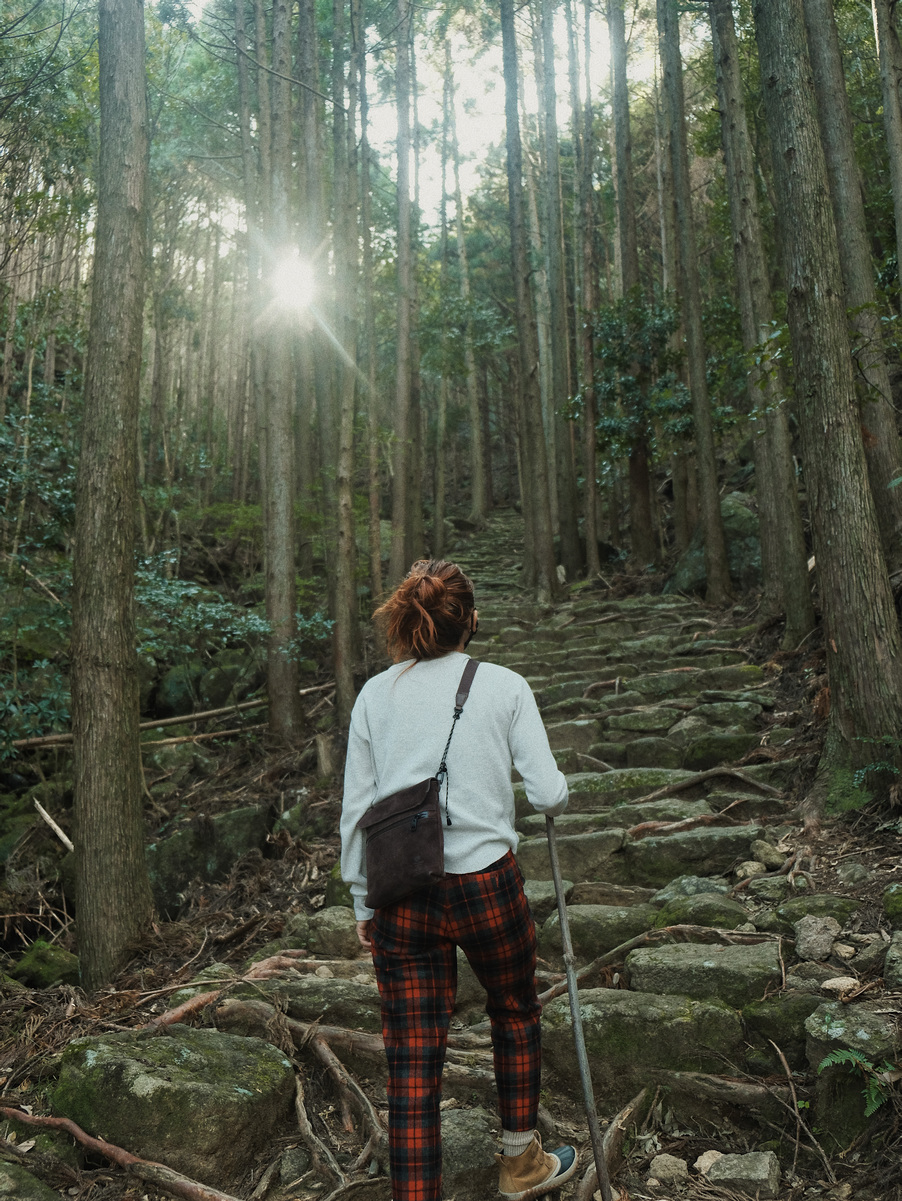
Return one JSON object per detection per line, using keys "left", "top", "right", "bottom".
{"left": 818, "top": 1049, "right": 900, "bottom": 1117}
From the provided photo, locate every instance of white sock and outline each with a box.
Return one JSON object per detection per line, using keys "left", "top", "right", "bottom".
{"left": 502, "top": 1128, "right": 535, "bottom": 1156}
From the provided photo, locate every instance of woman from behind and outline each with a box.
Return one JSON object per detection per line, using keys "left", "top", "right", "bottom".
{"left": 340, "top": 559, "right": 577, "bottom": 1201}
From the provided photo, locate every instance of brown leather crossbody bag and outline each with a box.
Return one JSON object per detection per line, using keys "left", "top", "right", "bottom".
{"left": 356, "top": 658, "right": 479, "bottom": 909}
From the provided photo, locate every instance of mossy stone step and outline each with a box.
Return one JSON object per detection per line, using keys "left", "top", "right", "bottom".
{"left": 517, "top": 796, "right": 712, "bottom": 836}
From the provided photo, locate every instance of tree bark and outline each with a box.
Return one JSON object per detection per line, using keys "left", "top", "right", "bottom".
{"left": 658, "top": 0, "right": 731, "bottom": 604}
{"left": 709, "top": 0, "right": 814, "bottom": 646}
{"left": 805, "top": 0, "right": 902, "bottom": 576}
{"left": 754, "top": 0, "right": 902, "bottom": 778}
{"left": 70, "top": 0, "right": 154, "bottom": 989}
{"left": 501, "top": 0, "right": 560, "bottom": 601}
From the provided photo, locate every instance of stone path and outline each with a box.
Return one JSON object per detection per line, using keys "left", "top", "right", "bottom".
{"left": 450, "top": 511, "right": 896, "bottom": 1172}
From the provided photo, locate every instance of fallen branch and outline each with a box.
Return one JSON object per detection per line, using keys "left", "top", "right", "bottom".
{"left": 141, "top": 723, "right": 268, "bottom": 748}
{"left": 575, "top": 1088, "right": 648, "bottom": 1201}
{"left": 33, "top": 800, "right": 74, "bottom": 852}
{"left": 0, "top": 1107, "right": 244, "bottom": 1201}
{"left": 11, "top": 683, "right": 334, "bottom": 749}
{"left": 576, "top": 752, "right": 614, "bottom": 772}
{"left": 537, "top": 925, "right": 787, "bottom": 1006}
{"left": 630, "top": 766, "right": 785, "bottom": 806}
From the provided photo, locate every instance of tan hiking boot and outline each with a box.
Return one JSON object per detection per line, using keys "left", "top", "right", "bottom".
{"left": 495, "top": 1132, "right": 578, "bottom": 1199}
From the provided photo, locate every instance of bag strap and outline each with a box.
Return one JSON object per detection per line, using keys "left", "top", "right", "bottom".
{"left": 436, "top": 658, "right": 479, "bottom": 825}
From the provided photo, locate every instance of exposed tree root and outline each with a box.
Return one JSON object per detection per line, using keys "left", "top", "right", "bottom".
{"left": 631, "top": 766, "right": 786, "bottom": 805}
{"left": 0, "top": 1107, "right": 244, "bottom": 1201}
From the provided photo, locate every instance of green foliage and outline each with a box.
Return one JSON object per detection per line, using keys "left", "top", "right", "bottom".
{"left": 582, "top": 291, "right": 688, "bottom": 460}
{"left": 818, "top": 1049, "right": 900, "bottom": 1118}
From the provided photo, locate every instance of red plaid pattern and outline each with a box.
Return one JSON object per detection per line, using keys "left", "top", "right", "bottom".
{"left": 371, "top": 851, "right": 541, "bottom": 1201}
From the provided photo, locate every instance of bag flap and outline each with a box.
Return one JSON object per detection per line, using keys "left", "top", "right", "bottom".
{"left": 356, "top": 777, "right": 438, "bottom": 830}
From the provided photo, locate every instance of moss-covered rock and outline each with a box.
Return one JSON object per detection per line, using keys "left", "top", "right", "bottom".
{"left": 756, "top": 894, "right": 861, "bottom": 936}
{"left": 652, "top": 892, "right": 750, "bottom": 930}
{"left": 237, "top": 975, "right": 382, "bottom": 1032}
{"left": 538, "top": 902, "right": 659, "bottom": 965}
{"left": 10, "top": 939, "right": 79, "bottom": 988}
{"left": 0, "top": 1163, "right": 61, "bottom": 1200}
{"left": 625, "top": 941, "right": 781, "bottom": 1008}
{"left": 743, "top": 992, "right": 822, "bottom": 1069}
{"left": 324, "top": 862, "right": 354, "bottom": 908}
{"left": 683, "top": 731, "right": 760, "bottom": 772}
{"left": 306, "top": 906, "right": 360, "bottom": 958}
{"left": 146, "top": 805, "right": 270, "bottom": 917}
{"left": 625, "top": 737, "right": 684, "bottom": 770}
{"left": 154, "top": 661, "right": 204, "bottom": 718}
{"left": 621, "top": 825, "right": 764, "bottom": 888}
{"left": 516, "top": 828, "right": 625, "bottom": 883}
{"left": 52, "top": 1026, "right": 295, "bottom": 1189}
{"left": 883, "top": 883, "right": 902, "bottom": 928}
{"left": 543, "top": 988, "right": 743, "bottom": 1107}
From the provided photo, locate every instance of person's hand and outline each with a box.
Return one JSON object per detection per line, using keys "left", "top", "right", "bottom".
{"left": 356, "top": 920, "right": 372, "bottom": 950}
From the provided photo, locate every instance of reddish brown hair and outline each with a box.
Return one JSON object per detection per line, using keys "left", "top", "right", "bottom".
{"left": 374, "top": 559, "right": 475, "bottom": 661}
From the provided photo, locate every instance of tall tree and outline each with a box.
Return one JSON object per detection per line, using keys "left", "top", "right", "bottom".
{"left": 872, "top": 0, "right": 902, "bottom": 285}
{"left": 754, "top": 0, "right": 902, "bottom": 786}
{"left": 608, "top": 0, "right": 656, "bottom": 567}
{"left": 388, "top": 0, "right": 413, "bottom": 585}
{"left": 657, "top": 0, "right": 731, "bottom": 604}
{"left": 70, "top": 0, "right": 154, "bottom": 989}
{"left": 804, "top": 0, "right": 902, "bottom": 577}
{"left": 500, "top": 0, "right": 560, "bottom": 601}
{"left": 262, "top": 0, "right": 302, "bottom": 740}
{"left": 708, "top": 0, "right": 814, "bottom": 646}
{"left": 539, "top": 0, "right": 582, "bottom": 578}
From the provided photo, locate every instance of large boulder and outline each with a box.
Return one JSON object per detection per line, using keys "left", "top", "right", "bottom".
{"left": 237, "top": 975, "right": 383, "bottom": 1033}
{"left": 52, "top": 1026, "right": 295, "bottom": 1189}
{"left": 542, "top": 988, "right": 743, "bottom": 1107}
{"left": 146, "top": 805, "right": 270, "bottom": 917}
{"left": 665, "top": 493, "right": 761, "bottom": 595}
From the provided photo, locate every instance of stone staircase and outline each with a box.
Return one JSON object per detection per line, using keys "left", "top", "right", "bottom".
{"left": 450, "top": 511, "right": 892, "bottom": 1158}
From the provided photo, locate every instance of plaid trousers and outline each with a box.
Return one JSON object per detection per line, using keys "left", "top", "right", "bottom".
{"left": 371, "top": 850, "right": 541, "bottom": 1201}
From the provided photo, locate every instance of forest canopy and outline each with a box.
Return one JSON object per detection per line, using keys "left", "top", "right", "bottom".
{"left": 5, "top": 0, "right": 902, "bottom": 982}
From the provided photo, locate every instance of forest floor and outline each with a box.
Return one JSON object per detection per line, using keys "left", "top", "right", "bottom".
{"left": 3, "top": 527, "right": 902, "bottom": 1201}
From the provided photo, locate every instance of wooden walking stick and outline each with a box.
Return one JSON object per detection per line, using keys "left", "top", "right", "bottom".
{"left": 545, "top": 816, "right": 613, "bottom": 1201}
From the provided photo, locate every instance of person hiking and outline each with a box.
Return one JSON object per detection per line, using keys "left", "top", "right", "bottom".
{"left": 340, "top": 558, "right": 578, "bottom": 1201}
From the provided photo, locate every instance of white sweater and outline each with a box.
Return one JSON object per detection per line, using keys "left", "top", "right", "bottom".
{"left": 340, "top": 651, "right": 568, "bottom": 920}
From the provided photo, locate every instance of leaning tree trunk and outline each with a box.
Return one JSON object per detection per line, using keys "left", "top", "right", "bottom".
{"left": 658, "top": 0, "right": 731, "bottom": 605}
{"left": 70, "top": 0, "right": 154, "bottom": 990}
{"left": 754, "top": 0, "right": 902, "bottom": 782}
{"left": 709, "top": 0, "right": 814, "bottom": 646}
{"left": 501, "top": 0, "right": 560, "bottom": 602}
{"left": 804, "top": 0, "right": 902, "bottom": 577}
